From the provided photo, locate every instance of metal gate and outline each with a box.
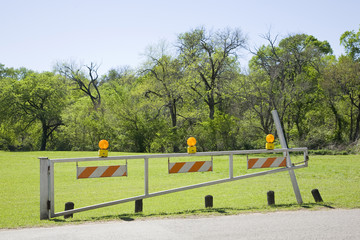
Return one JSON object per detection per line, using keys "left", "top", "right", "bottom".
{"left": 40, "top": 110, "right": 309, "bottom": 220}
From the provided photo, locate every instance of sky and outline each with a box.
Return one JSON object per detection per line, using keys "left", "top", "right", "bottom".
{"left": 1, "top": 0, "right": 359, "bottom": 76}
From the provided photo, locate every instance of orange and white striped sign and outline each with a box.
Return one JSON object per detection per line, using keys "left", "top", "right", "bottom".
{"left": 247, "top": 157, "right": 287, "bottom": 169}
{"left": 77, "top": 165, "right": 127, "bottom": 179}
{"left": 169, "top": 161, "right": 212, "bottom": 174}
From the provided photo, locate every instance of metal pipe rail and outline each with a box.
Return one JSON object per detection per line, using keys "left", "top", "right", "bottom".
{"left": 49, "top": 147, "right": 308, "bottom": 163}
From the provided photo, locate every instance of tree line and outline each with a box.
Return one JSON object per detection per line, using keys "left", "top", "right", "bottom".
{"left": 1, "top": 26, "right": 359, "bottom": 153}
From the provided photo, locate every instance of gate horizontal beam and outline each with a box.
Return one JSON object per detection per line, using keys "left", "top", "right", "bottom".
{"left": 50, "top": 148, "right": 308, "bottom": 163}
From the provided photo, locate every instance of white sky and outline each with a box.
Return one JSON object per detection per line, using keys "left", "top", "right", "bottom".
{"left": 1, "top": 0, "right": 359, "bottom": 75}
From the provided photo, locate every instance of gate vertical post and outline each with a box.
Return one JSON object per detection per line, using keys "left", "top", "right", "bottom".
{"left": 271, "top": 110, "right": 303, "bottom": 204}
{"left": 144, "top": 158, "right": 149, "bottom": 196}
{"left": 49, "top": 161, "right": 55, "bottom": 217}
{"left": 229, "top": 154, "right": 233, "bottom": 179}
{"left": 40, "top": 157, "right": 50, "bottom": 220}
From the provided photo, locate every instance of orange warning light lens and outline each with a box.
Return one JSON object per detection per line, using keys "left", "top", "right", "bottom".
{"left": 99, "top": 139, "right": 109, "bottom": 150}
{"left": 187, "top": 137, "right": 197, "bottom": 147}
{"left": 266, "top": 134, "right": 275, "bottom": 143}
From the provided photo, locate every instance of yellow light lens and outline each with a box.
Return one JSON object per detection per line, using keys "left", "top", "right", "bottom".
{"left": 99, "top": 139, "right": 109, "bottom": 150}
{"left": 266, "top": 134, "right": 275, "bottom": 143}
{"left": 187, "top": 137, "right": 196, "bottom": 147}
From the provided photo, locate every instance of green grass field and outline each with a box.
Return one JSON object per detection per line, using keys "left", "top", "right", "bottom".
{"left": 0, "top": 151, "right": 359, "bottom": 229}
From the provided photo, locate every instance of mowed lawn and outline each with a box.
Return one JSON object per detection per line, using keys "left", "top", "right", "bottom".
{"left": 0, "top": 151, "right": 359, "bottom": 228}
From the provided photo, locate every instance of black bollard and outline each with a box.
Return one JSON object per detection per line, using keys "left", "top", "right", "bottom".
{"left": 267, "top": 191, "right": 275, "bottom": 206}
{"left": 64, "top": 202, "right": 74, "bottom": 219}
{"left": 311, "top": 189, "right": 323, "bottom": 203}
{"left": 205, "top": 195, "right": 213, "bottom": 208}
{"left": 135, "top": 199, "right": 143, "bottom": 213}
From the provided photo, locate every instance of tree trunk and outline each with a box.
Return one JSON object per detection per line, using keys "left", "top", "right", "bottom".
{"left": 353, "top": 104, "right": 360, "bottom": 141}
{"left": 169, "top": 99, "right": 180, "bottom": 152}
{"left": 208, "top": 93, "right": 215, "bottom": 120}
{"left": 329, "top": 103, "right": 343, "bottom": 142}
{"left": 350, "top": 104, "right": 354, "bottom": 141}
{"left": 295, "top": 119, "right": 303, "bottom": 141}
{"left": 40, "top": 120, "right": 48, "bottom": 151}
{"left": 172, "top": 127, "right": 179, "bottom": 153}
{"left": 170, "top": 99, "right": 177, "bottom": 128}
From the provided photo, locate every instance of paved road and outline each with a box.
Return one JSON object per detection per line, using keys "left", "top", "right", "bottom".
{"left": 1, "top": 209, "right": 359, "bottom": 240}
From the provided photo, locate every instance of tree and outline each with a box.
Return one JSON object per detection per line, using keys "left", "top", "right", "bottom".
{"left": 322, "top": 56, "right": 360, "bottom": 142}
{"left": 241, "top": 69, "right": 275, "bottom": 134}
{"left": 56, "top": 62, "right": 102, "bottom": 110}
{"left": 177, "top": 27, "right": 247, "bottom": 119}
{"left": 0, "top": 65, "right": 36, "bottom": 150}
{"left": 141, "top": 43, "right": 185, "bottom": 151}
{"left": 319, "top": 27, "right": 360, "bottom": 144}
{"left": 340, "top": 26, "right": 360, "bottom": 61}
{"left": 103, "top": 66, "right": 134, "bottom": 83}
{"left": 248, "top": 33, "right": 332, "bottom": 141}
{"left": 11, "top": 72, "right": 67, "bottom": 150}
{"left": 101, "top": 70, "right": 165, "bottom": 153}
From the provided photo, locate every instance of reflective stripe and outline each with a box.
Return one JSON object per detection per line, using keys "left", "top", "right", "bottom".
{"left": 77, "top": 165, "right": 127, "bottom": 178}
{"left": 169, "top": 161, "right": 213, "bottom": 174}
{"left": 247, "top": 157, "right": 286, "bottom": 169}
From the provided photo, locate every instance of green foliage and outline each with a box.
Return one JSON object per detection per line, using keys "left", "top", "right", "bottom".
{"left": 0, "top": 71, "right": 67, "bottom": 150}
{"left": 340, "top": 25, "right": 360, "bottom": 61}
{"left": 247, "top": 33, "right": 338, "bottom": 149}
{"left": 58, "top": 98, "right": 106, "bottom": 151}
{"left": 1, "top": 27, "right": 360, "bottom": 153}
{"left": 193, "top": 113, "right": 238, "bottom": 151}
{"left": 321, "top": 54, "right": 360, "bottom": 143}
{"left": 101, "top": 73, "right": 167, "bottom": 153}
{"left": 178, "top": 27, "right": 246, "bottom": 120}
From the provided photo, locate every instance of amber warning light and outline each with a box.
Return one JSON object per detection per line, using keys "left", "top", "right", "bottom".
{"left": 187, "top": 137, "right": 197, "bottom": 154}
{"left": 98, "top": 139, "right": 109, "bottom": 157}
{"left": 265, "top": 134, "right": 275, "bottom": 150}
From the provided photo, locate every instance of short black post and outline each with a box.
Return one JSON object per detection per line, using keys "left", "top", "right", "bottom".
{"left": 135, "top": 199, "right": 143, "bottom": 213}
{"left": 205, "top": 195, "right": 213, "bottom": 208}
{"left": 311, "top": 189, "right": 323, "bottom": 203}
{"left": 267, "top": 191, "right": 275, "bottom": 206}
{"left": 64, "top": 202, "right": 74, "bottom": 219}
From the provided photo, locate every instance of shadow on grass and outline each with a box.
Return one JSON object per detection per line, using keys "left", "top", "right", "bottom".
{"left": 49, "top": 214, "right": 138, "bottom": 223}
{"left": 271, "top": 202, "right": 335, "bottom": 209}
{"left": 91, "top": 214, "right": 137, "bottom": 222}
{"left": 48, "top": 202, "right": 335, "bottom": 223}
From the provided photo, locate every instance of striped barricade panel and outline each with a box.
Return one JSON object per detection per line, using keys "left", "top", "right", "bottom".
{"left": 169, "top": 161, "right": 213, "bottom": 174}
{"left": 247, "top": 157, "right": 286, "bottom": 169}
{"left": 77, "top": 165, "right": 127, "bottom": 179}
